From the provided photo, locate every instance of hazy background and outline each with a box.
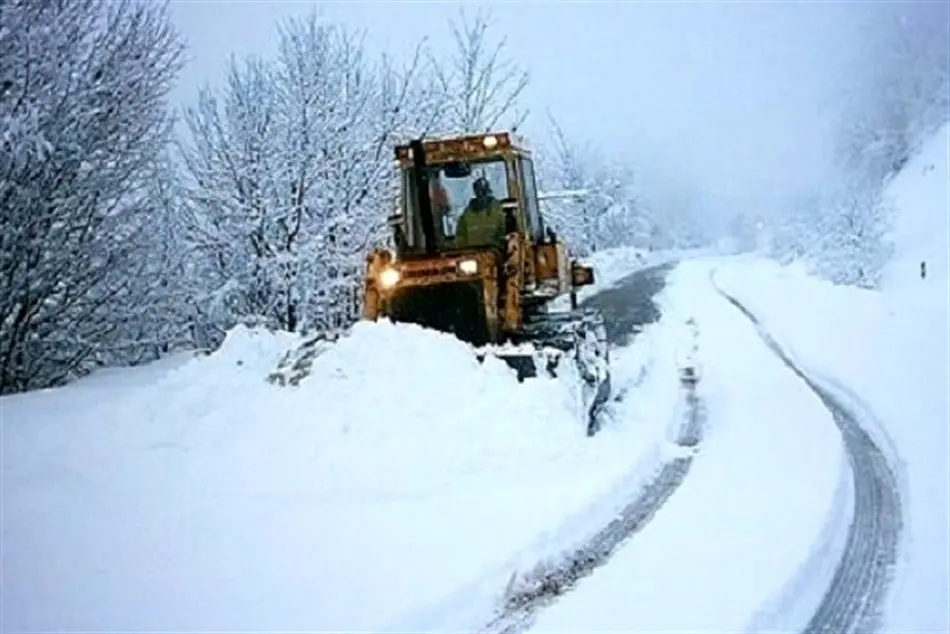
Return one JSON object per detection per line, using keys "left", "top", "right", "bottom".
{"left": 168, "top": 0, "right": 882, "bottom": 223}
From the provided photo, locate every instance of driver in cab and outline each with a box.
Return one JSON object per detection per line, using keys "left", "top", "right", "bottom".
{"left": 455, "top": 176, "right": 507, "bottom": 250}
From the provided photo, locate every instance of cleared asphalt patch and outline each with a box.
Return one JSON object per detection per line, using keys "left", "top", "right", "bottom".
{"left": 581, "top": 263, "right": 676, "bottom": 347}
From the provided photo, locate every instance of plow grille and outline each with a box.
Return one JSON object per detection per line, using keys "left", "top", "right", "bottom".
{"left": 388, "top": 280, "right": 490, "bottom": 346}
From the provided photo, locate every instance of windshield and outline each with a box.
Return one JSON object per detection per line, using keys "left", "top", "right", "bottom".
{"left": 402, "top": 157, "right": 510, "bottom": 252}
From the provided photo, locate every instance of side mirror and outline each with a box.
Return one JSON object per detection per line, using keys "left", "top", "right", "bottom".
{"left": 388, "top": 214, "right": 407, "bottom": 249}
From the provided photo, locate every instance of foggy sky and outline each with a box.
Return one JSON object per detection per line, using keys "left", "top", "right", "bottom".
{"left": 168, "top": 0, "right": 884, "bottom": 220}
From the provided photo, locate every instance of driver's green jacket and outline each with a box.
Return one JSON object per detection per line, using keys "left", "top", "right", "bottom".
{"left": 455, "top": 199, "right": 507, "bottom": 249}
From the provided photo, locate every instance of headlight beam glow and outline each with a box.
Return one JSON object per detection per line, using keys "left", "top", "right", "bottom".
{"left": 378, "top": 267, "right": 401, "bottom": 289}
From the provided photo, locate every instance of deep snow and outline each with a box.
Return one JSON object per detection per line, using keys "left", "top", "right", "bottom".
{"left": 1, "top": 255, "right": 688, "bottom": 631}
{"left": 713, "top": 123, "right": 949, "bottom": 633}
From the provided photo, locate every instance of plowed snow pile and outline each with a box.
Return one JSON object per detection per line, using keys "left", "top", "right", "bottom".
{"left": 234, "top": 320, "right": 593, "bottom": 495}
{"left": 2, "top": 313, "right": 681, "bottom": 631}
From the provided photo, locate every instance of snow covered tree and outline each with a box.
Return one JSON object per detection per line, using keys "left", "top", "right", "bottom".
{"left": 0, "top": 0, "right": 184, "bottom": 393}
{"left": 723, "top": 212, "right": 763, "bottom": 254}
{"left": 768, "top": 193, "right": 827, "bottom": 264}
{"left": 536, "top": 115, "right": 649, "bottom": 255}
{"left": 536, "top": 117, "right": 714, "bottom": 255}
{"left": 835, "top": 2, "right": 949, "bottom": 186}
{"left": 811, "top": 185, "right": 895, "bottom": 288}
{"left": 766, "top": 184, "right": 895, "bottom": 288}
{"left": 429, "top": 8, "right": 530, "bottom": 134}
{"left": 178, "top": 11, "right": 442, "bottom": 339}
{"left": 787, "top": 2, "right": 948, "bottom": 290}
{"left": 119, "top": 150, "right": 204, "bottom": 356}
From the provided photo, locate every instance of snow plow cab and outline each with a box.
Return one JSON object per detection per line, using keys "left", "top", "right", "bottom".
{"left": 362, "top": 131, "right": 610, "bottom": 432}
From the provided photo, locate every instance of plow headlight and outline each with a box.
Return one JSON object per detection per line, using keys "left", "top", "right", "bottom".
{"left": 483, "top": 135, "right": 498, "bottom": 149}
{"left": 378, "top": 267, "right": 401, "bottom": 289}
{"left": 458, "top": 259, "right": 478, "bottom": 275}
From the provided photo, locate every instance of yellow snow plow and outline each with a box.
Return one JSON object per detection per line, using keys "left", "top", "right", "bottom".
{"left": 362, "top": 131, "right": 611, "bottom": 433}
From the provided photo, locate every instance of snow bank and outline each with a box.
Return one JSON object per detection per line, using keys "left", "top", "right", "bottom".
{"left": 713, "top": 123, "right": 949, "bottom": 633}
{"left": 529, "top": 258, "right": 846, "bottom": 633}
{"left": 2, "top": 268, "right": 682, "bottom": 633}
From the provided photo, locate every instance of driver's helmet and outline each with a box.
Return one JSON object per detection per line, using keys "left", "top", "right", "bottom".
{"left": 473, "top": 176, "right": 492, "bottom": 199}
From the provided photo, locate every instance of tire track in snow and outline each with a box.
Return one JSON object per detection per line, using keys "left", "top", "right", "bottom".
{"left": 713, "top": 281, "right": 903, "bottom": 634}
{"left": 479, "top": 264, "right": 703, "bottom": 634}
{"left": 483, "top": 369, "right": 705, "bottom": 634}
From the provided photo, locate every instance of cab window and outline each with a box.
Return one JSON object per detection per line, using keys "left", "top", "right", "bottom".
{"left": 402, "top": 157, "right": 510, "bottom": 252}
{"left": 520, "top": 158, "right": 544, "bottom": 241}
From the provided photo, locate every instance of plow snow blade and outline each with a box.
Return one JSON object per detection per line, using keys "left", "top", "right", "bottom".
{"left": 477, "top": 309, "right": 611, "bottom": 436}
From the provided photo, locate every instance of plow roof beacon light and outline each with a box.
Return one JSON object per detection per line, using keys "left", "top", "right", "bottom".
{"left": 378, "top": 266, "right": 401, "bottom": 289}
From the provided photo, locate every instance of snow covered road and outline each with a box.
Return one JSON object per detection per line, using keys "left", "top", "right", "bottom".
{"left": 714, "top": 278, "right": 903, "bottom": 634}
{"left": 486, "top": 352, "right": 705, "bottom": 634}
{"left": 506, "top": 260, "right": 904, "bottom": 634}
{"left": 522, "top": 259, "right": 850, "bottom": 634}
{"left": 705, "top": 126, "right": 948, "bottom": 633}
